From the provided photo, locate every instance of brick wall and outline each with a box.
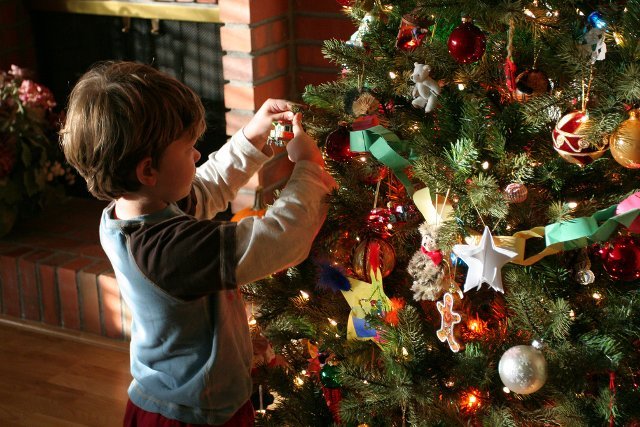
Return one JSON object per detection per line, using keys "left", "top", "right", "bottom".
{"left": 0, "top": 1, "right": 354, "bottom": 341}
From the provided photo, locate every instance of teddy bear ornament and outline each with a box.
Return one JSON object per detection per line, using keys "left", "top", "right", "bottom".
{"left": 411, "top": 62, "right": 440, "bottom": 114}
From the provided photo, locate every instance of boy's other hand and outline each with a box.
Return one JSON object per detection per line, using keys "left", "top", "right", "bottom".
{"left": 243, "top": 99, "right": 295, "bottom": 149}
{"left": 287, "top": 113, "right": 324, "bottom": 166}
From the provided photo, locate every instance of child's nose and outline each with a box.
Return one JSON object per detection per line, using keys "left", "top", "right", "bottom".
{"left": 194, "top": 149, "right": 201, "bottom": 163}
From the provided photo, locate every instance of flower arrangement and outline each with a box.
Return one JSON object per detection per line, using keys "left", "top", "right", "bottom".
{"left": 0, "top": 65, "right": 76, "bottom": 237}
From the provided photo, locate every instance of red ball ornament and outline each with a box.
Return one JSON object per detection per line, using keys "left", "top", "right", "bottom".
{"left": 325, "top": 126, "right": 355, "bottom": 162}
{"left": 595, "top": 235, "right": 640, "bottom": 281}
{"left": 366, "top": 207, "right": 394, "bottom": 238}
{"left": 447, "top": 17, "right": 486, "bottom": 64}
{"left": 352, "top": 237, "right": 396, "bottom": 279}
{"left": 552, "top": 111, "right": 608, "bottom": 166}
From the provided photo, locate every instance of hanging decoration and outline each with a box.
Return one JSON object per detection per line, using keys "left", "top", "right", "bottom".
{"left": 325, "top": 125, "right": 356, "bottom": 162}
{"left": 349, "top": 125, "right": 416, "bottom": 195}
{"left": 407, "top": 222, "right": 448, "bottom": 301}
{"left": 395, "top": 10, "right": 433, "bottom": 52}
{"left": 552, "top": 111, "right": 608, "bottom": 166}
{"left": 514, "top": 69, "right": 551, "bottom": 101}
{"left": 352, "top": 236, "right": 396, "bottom": 280}
{"left": 267, "top": 120, "right": 293, "bottom": 147}
{"left": 609, "top": 109, "right": 640, "bottom": 169}
{"left": 504, "top": 18, "right": 517, "bottom": 93}
{"left": 410, "top": 62, "right": 440, "bottom": 113}
{"left": 579, "top": 21, "right": 607, "bottom": 64}
{"left": 436, "top": 292, "right": 462, "bottom": 352}
{"left": 452, "top": 226, "right": 518, "bottom": 293}
{"left": 503, "top": 183, "right": 528, "bottom": 204}
{"left": 594, "top": 234, "right": 640, "bottom": 281}
{"left": 341, "top": 268, "right": 392, "bottom": 340}
{"left": 498, "top": 344, "right": 548, "bottom": 394}
{"left": 447, "top": 16, "right": 486, "bottom": 64}
{"left": 346, "top": 13, "right": 373, "bottom": 48}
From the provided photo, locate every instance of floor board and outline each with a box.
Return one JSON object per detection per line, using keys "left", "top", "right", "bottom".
{"left": 0, "top": 321, "right": 131, "bottom": 426}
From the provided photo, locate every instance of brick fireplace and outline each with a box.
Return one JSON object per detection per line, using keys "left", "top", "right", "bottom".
{"left": 0, "top": 0, "right": 353, "bottom": 341}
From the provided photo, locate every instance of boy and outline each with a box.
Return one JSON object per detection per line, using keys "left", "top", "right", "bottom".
{"left": 60, "top": 61, "right": 336, "bottom": 426}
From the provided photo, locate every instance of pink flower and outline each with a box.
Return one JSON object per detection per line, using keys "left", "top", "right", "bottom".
{"left": 18, "top": 80, "right": 56, "bottom": 110}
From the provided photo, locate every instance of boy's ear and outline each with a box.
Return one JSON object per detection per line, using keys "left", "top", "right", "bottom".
{"left": 135, "top": 157, "right": 157, "bottom": 187}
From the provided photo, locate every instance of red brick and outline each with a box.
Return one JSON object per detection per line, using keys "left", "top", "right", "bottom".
{"left": 0, "top": 247, "right": 33, "bottom": 318}
{"left": 39, "top": 264, "right": 60, "bottom": 326}
{"left": 225, "top": 110, "right": 253, "bottom": 136}
{"left": 78, "top": 270, "right": 101, "bottom": 335}
{"left": 221, "top": 19, "right": 288, "bottom": 53}
{"left": 293, "top": 1, "right": 344, "bottom": 13}
{"left": 18, "top": 250, "right": 53, "bottom": 321}
{"left": 39, "top": 253, "right": 75, "bottom": 326}
{"left": 223, "top": 48, "right": 288, "bottom": 82}
{"left": 99, "top": 272, "right": 124, "bottom": 339}
{"left": 219, "top": 0, "right": 288, "bottom": 24}
{"left": 224, "top": 75, "right": 290, "bottom": 119}
{"left": 294, "top": 16, "right": 354, "bottom": 41}
{"left": 57, "top": 257, "right": 94, "bottom": 330}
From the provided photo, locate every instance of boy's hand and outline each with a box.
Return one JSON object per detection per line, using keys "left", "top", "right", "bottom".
{"left": 287, "top": 113, "right": 325, "bottom": 165}
{"left": 243, "top": 99, "right": 295, "bottom": 149}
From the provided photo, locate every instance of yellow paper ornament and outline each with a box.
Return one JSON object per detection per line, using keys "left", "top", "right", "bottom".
{"left": 609, "top": 109, "right": 640, "bottom": 169}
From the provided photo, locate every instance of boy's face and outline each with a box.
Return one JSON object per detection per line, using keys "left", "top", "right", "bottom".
{"left": 154, "top": 132, "right": 202, "bottom": 203}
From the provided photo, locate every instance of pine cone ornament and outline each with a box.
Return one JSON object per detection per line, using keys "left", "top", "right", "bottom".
{"left": 407, "top": 222, "right": 447, "bottom": 301}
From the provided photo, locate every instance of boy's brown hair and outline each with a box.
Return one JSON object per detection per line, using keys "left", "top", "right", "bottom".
{"left": 60, "top": 61, "right": 205, "bottom": 201}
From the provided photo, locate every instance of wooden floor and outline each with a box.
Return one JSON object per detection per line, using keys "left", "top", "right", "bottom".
{"left": 0, "top": 319, "right": 131, "bottom": 426}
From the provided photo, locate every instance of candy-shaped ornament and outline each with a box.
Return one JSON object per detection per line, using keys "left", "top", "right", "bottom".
{"left": 552, "top": 111, "right": 608, "bottom": 166}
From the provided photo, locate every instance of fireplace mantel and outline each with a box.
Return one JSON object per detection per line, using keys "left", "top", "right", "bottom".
{"left": 26, "top": 0, "right": 220, "bottom": 23}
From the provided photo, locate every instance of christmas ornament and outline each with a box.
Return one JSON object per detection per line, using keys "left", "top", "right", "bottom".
{"left": 436, "top": 292, "right": 462, "bottom": 352}
{"left": 407, "top": 222, "right": 448, "bottom": 301}
{"left": 353, "top": 153, "right": 388, "bottom": 184}
{"left": 352, "top": 236, "right": 396, "bottom": 279}
{"left": 616, "top": 192, "right": 640, "bottom": 234}
{"left": 609, "top": 109, "right": 640, "bottom": 169}
{"left": 326, "top": 231, "right": 358, "bottom": 269}
{"left": 514, "top": 69, "right": 551, "bottom": 102}
{"left": 452, "top": 226, "right": 518, "bottom": 293}
{"left": 366, "top": 207, "right": 394, "bottom": 238}
{"left": 411, "top": 62, "right": 440, "bottom": 113}
{"left": 503, "top": 183, "right": 528, "bottom": 203}
{"left": 447, "top": 17, "right": 486, "bottom": 64}
{"left": 322, "top": 387, "right": 342, "bottom": 424}
{"left": 350, "top": 92, "right": 380, "bottom": 117}
{"left": 395, "top": 10, "right": 433, "bottom": 52}
{"left": 320, "top": 363, "right": 341, "bottom": 388}
{"left": 341, "top": 268, "right": 392, "bottom": 340}
{"left": 588, "top": 11, "right": 607, "bottom": 30}
{"left": 579, "top": 27, "right": 606, "bottom": 63}
{"left": 346, "top": 13, "right": 373, "bottom": 48}
{"left": 267, "top": 120, "right": 293, "bottom": 147}
{"left": 325, "top": 126, "right": 355, "bottom": 162}
{"left": 594, "top": 235, "right": 640, "bottom": 281}
{"left": 552, "top": 111, "right": 608, "bottom": 166}
{"left": 498, "top": 344, "right": 548, "bottom": 394}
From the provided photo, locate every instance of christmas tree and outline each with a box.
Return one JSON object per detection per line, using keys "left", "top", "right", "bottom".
{"left": 246, "top": 1, "right": 640, "bottom": 425}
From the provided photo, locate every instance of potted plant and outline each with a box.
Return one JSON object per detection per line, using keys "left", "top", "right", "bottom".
{"left": 0, "top": 65, "right": 76, "bottom": 237}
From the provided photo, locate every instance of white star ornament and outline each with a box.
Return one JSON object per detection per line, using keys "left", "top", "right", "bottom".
{"left": 452, "top": 226, "right": 518, "bottom": 293}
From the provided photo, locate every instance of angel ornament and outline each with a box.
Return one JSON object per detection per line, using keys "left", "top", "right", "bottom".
{"left": 407, "top": 222, "right": 448, "bottom": 301}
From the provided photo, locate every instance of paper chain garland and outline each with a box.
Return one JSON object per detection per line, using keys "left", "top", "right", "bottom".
{"left": 414, "top": 188, "right": 640, "bottom": 267}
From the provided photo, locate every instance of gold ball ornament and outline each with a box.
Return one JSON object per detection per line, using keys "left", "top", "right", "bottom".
{"left": 609, "top": 109, "right": 640, "bottom": 169}
{"left": 552, "top": 111, "right": 608, "bottom": 166}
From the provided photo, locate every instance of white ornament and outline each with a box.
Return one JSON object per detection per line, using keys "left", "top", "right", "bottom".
{"left": 411, "top": 62, "right": 440, "bottom": 113}
{"left": 452, "top": 226, "right": 517, "bottom": 293}
{"left": 498, "top": 345, "right": 548, "bottom": 394}
{"left": 346, "top": 14, "right": 373, "bottom": 48}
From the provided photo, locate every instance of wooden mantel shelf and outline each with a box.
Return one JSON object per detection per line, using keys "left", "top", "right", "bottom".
{"left": 26, "top": 0, "right": 221, "bottom": 23}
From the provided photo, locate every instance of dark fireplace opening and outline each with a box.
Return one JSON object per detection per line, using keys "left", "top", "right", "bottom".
{"left": 29, "top": 12, "right": 227, "bottom": 177}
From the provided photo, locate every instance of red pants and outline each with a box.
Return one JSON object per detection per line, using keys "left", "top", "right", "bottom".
{"left": 123, "top": 399, "right": 255, "bottom": 427}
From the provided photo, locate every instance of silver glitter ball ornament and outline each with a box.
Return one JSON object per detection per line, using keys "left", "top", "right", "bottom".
{"left": 498, "top": 345, "right": 547, "bottom": 394}
{"left": 504, "top": 183, "right": 528, "bottom": 203}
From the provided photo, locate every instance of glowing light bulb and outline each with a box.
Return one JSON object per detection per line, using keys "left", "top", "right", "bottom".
{"left": 300, "top": 290, "right": 310, "bottom": 300}
{"left": 389, "top": 71, "right": 397, "bottom": 79}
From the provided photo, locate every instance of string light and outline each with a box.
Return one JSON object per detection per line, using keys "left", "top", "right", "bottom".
{"left": 592, "top": 291, "right": 602, "bottom": 300}
{"left": 294, "top": 376, "right": 305, "bottom": 387}
{"left": 567, "top": 201, "right": 578, "bottom": 209}
{"left": 457, "top": 83, "right": 466, "bottom": 91}
{"left": 389, "top": 71, "right": 397, "bottom": 79}
{"left": 481, "top": 161, "right": 490, "bottom": 170}
{"left": 460, "top": 388, "right": 483, "bottom": 412}
{"left": 300, "top": 290, "right": 310, "bottom": 300}
{"left": 328, "top": 318, "right": 338, "bottom": 326}
{"left": 503, "top": 386, "right": 511, "bottom": 393}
